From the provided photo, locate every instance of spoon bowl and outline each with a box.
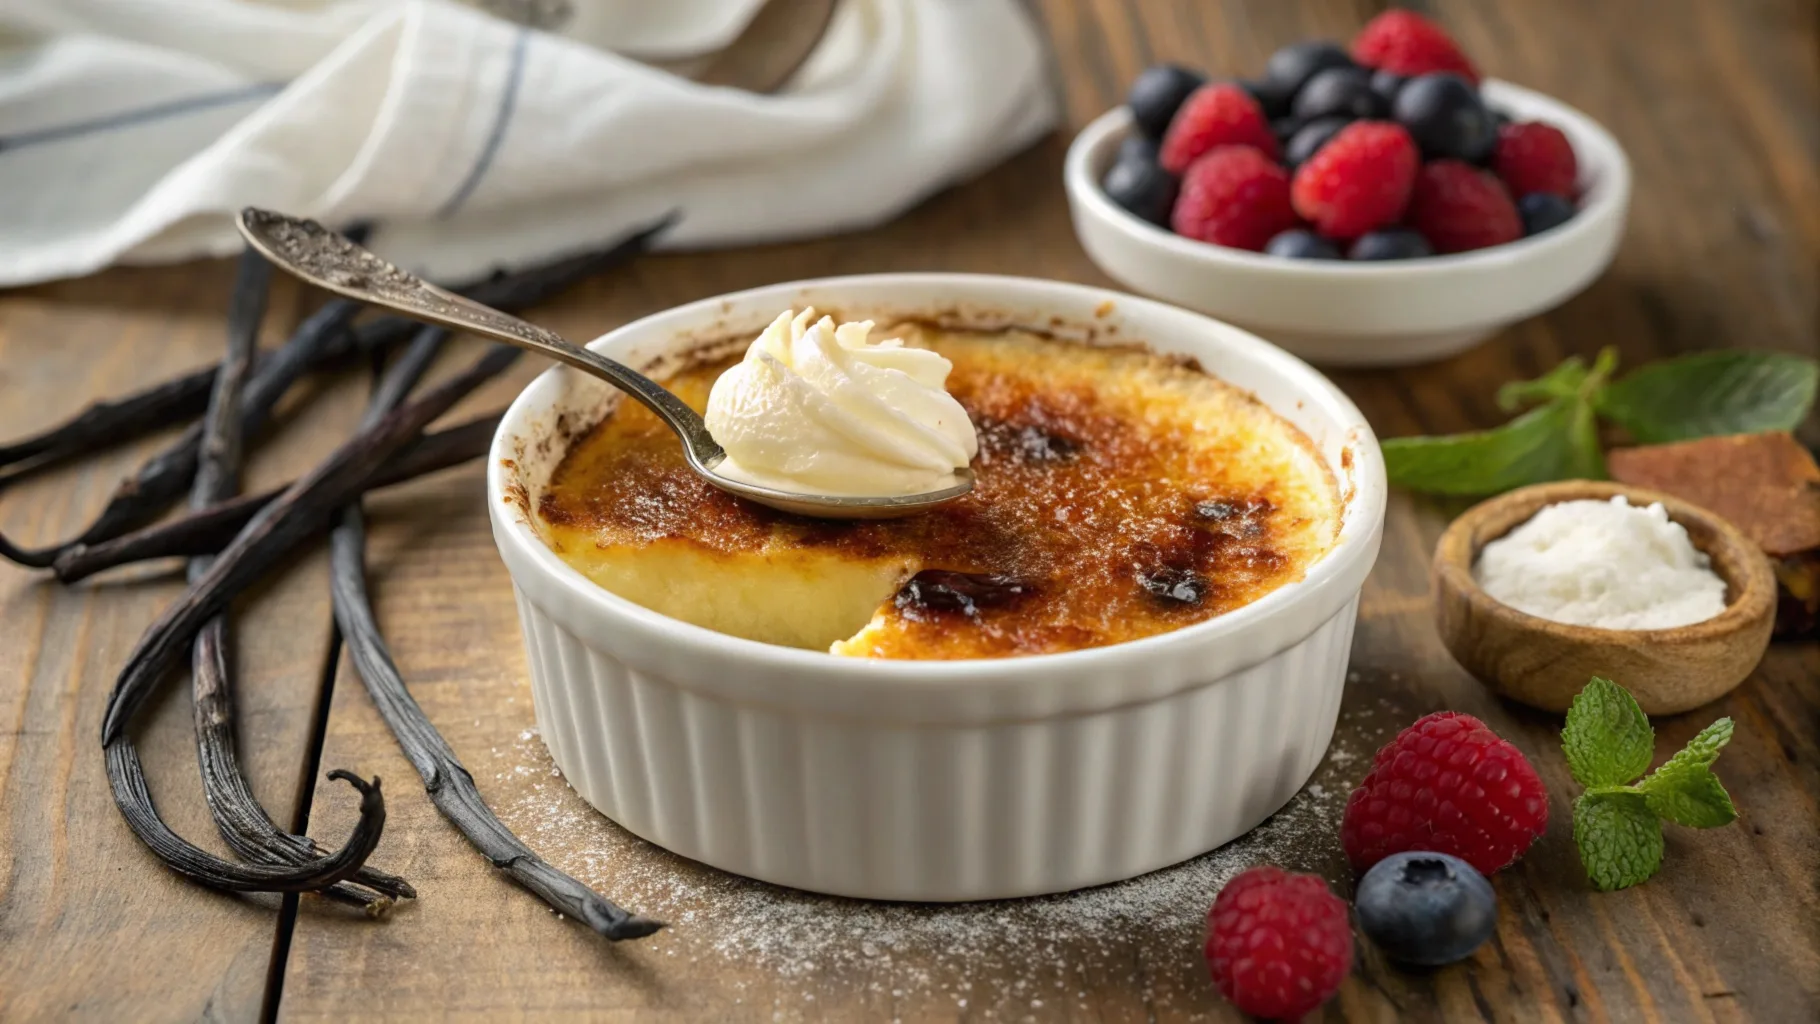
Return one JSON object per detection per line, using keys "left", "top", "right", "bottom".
{"left": 235, "top": 208, "right": 974, "bottom": 519}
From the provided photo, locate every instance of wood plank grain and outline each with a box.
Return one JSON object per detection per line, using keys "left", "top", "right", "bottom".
{"left": 0, "top": 265, "right": 375, "bottom": 1021}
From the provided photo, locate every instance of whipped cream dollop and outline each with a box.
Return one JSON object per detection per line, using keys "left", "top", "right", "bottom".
{"left": 704, "top": 309, "right": 978, "bottom": 497}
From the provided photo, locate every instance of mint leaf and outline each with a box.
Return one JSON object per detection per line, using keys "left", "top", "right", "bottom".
{"left": 1659, "top": 717, "right": 1734, "bottom": 768}
{"left": 1499, "top": 347, "right": 1619, "bottom": 413}
{"left": 1383, "top": 399, "right": 1600, "bottom": 497}
{"left": 1499, "top": 355, "right": 1588, "bottom": 412}
{"left": 1596, "top": 350, "right": 1819, "bottom": 443}
{"left": 1639, "top": 718, "right": 1737, "bottom": 828}
{"left": 1641, "top": 764, "right": 1737, "bottom": 828}
{"left": 1564, "top": 388, "right": 1607, "bottom": 480}
{"left": 1562, "top": 677, "right": 1654, "bottom": 787}
{"left": 1573, "top": 790, "right": 1664, "bottom": 891}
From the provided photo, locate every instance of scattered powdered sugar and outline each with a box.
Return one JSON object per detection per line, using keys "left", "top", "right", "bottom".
{"left": 485, "top": 707, "right": 1378, "bottom": 1009}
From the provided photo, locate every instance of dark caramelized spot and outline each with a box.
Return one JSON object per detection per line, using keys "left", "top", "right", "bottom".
{"left": 976, "top": 416, "right": 1083, "bottom": 464}
{"left": 895, "top": 570, "right": 1036, "bottom": 620}
{"left": 536, "top": 324, "right": 1336, "bottom": 659}
{"left": 1195, "top": 496, "right": 1274, "bottom": 538}
{"left": 1137, "top": 566, "right": 1208, "bottom": 605}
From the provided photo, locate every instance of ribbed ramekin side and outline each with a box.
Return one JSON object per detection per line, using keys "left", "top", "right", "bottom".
{"left": 513, "top": 591, "right": 1359, "bottom": 901}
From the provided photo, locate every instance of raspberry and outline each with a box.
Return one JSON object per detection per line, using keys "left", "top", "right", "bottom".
{"left": 1493, "top": 121, "right": 1578, "bottom": 198}
{"left": 1159, "top": 83, "right": 1278, "bottom": 174}
{"left": 1289, "top": 121, "right": 1418, "bottom": 240}
{"left": 1171, "top": 146, "right": 1298, "bottom": 251}
{"left": 1204, "top": 866, "right": 1353, "bottom": 1019}
{"left": 1352, "top": 10, "right": 1480, "bottom": 85}
{"left": 1341, "top": 711, "right": 1549, "bottom": 876}
{"left": 1406, "top": 160, "right": 1523, "bottom": 253}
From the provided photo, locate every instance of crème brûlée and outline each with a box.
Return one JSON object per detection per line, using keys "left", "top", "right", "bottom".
{"left": 534, "top": 321, "right": 1342, "bottom": 659}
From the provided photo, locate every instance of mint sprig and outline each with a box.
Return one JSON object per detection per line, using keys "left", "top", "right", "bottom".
{"left": 1562, "top": 677, "right": 1738, "bottom": 891}
{"left": 1377, "top": 400, "right": 1598, "bottom": 497}
{"left": 1387, "top": 350, "right": 1611, "bottom": 496}
{"left": 1384, "top": 348, "right": 1818, "bottom": 497}
{"left": 1496, "top": 353, "right": 1593, "bottom": 412}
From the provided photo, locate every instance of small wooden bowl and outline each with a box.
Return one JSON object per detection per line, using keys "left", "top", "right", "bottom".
{"left": 1432, "top": 480, "right": 1776, "bottom": 715}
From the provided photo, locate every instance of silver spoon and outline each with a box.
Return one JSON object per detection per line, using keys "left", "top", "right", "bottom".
{"left": 235, "top": 208, "right": 974, "bottom": 519}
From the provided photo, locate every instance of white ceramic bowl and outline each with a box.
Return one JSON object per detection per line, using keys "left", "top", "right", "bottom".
{"left": 487, "top": 274, "right": 1387, "bottom": 901}
{"left": 1065, "top": 80, "right": 1632, "bottom": 367}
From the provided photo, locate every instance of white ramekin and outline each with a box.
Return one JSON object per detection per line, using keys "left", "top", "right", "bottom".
{"left": 488, "top": 274, "right": 1386, "bottom": 901}
{"left": 1064, "top": 80, "right": 1632, "bottom": 367}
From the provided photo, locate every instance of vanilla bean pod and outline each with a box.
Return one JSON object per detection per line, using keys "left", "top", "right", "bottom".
{"left": 190, "top": 592, "right": 415, "bottom": 906}
{"left": 1, "top": 215, "right": 673, "bottom": 569}
{"left": 0, "top": 299, "right": 362, "bottom": 568}
{"left": 361, "top": 327, "right": 451, "bottom": 427}
{"left": 0, "top": 365, "right": 217, "bottom": 478}
{"left": 52, "top": 413, "right": 501, "bottom": 583}
{"left": 100, "top": 344, "right": 522, "bottom": 745}
{"left": 0, "top": 307, "right": 420, "bottom": 490}
{"left": 188, "top": 601, "right": 414, "bottom": 906}
{"left": 103, "top": 252, "right": 391, "bottom": 896}
{"left": 0, "top": 226, "right": 369, "bottom": 480}
{"left": 107, "top": 739, "right": 390, "bottom": 893}
{"left": 188, "top": 252, "right": 414, "bottom": 909}
{"left": 329, "top": 509, "right": 662, "bottom": 940}
{"left": 190, "top": 249, "right": 269, "bottom": 507}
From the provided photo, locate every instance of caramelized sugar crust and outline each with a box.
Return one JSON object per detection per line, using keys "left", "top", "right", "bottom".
{"left": 538, "top": 324, "right": 1341, "bottom": 658}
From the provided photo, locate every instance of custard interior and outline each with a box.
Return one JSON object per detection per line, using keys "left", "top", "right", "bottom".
{"left": 535, "top": 323, "right": 1341, "bottom": 659}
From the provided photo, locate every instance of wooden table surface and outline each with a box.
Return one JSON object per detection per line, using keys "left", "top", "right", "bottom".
{"left": 2, "top": 1, "right": 1816, "bottom": 1021}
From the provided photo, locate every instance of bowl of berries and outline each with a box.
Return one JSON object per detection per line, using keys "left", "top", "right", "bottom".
{"left": 1063, "top": 10, "right": 1631, "bottom": 367}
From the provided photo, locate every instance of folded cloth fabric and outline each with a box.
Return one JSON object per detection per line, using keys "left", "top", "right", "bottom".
{"left": 0, "top": 0, "right": 1057, "bottom": 287}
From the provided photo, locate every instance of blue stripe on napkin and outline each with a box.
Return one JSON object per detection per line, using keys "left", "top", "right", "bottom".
{"left": 0, "top": 82, "right": 285, "bottom": 154}
{"left": 437, "top": 26, "right": 531, "bottom": 218}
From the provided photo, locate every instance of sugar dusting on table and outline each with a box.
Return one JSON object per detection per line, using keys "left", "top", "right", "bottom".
{"left": 487, "top": 713, "right": 1368, "bottom": 1013}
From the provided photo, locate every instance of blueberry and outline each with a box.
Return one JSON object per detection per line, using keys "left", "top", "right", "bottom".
{"left": 1355, "top": 852, "right": 1498, "bottom": 966}
{"left": 1102, "top": 148, "right": 1179, "bottom": 227}
{"left": 1394, "top": 73, "right": 1497, "bottom": 161}
{"left": 1118, "top": 133, "right": 1161, "bottom": 166}
{"left": 1127, "top": 64, "right": 1206, "bottom": 140}
{"left": 1293, "top": 67, "right": 1384, "bottom": 120}
{"left": 1349, "top": 229, "right": 1434, "bottom": 260}
{"left": 1369, "top": 69, "right": 1406, "bottom": 107}
{"left": 1264, "top": 41, "right": 1354, "bottom": 100}
{"left": 1474, "top": 108, "right": 1513, "bottom": 166}
{"left": 1284, "top": 116, "right": 1351, "bottom": 168}
{"left": 1265, "top": 229, "right": 1343, "bottom": 260}
{"left": 1240, "top": 77, "right": 1294, "bottom": 120}
{"left": 1518, "top": 192, "right": 1576, "bottom": 236}
{"left": 1271, "top": 116, "right": 1304, "bottom": 145}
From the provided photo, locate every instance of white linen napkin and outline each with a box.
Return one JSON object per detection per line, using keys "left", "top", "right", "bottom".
{"left": 0, "top": 0, "right": 1057, "bottom": 287}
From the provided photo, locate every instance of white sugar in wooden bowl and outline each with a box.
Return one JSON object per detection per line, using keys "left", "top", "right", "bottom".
{"left": 1432, "top": 480, "right": 1775, "bottom": 715}
{"left": 1473, "top": 495, "right": 1727, "bottom": 630}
